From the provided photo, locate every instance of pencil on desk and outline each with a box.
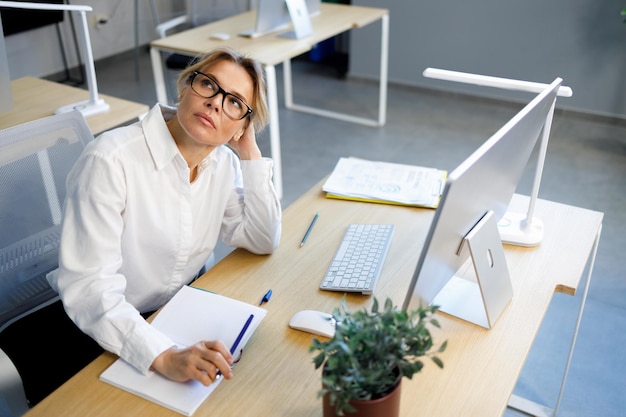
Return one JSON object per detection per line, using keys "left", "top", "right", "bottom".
{"left": 300, "top": 211, "right": 319, "bottom": 247}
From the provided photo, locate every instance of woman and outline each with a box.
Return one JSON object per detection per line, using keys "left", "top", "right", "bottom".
{"left": 49, "top": 47, "right": 281, "bottom": 386}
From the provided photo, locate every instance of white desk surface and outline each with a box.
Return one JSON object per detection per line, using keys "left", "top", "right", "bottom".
{"left": 2, "top": 77, "right": 148, "bottom": 135}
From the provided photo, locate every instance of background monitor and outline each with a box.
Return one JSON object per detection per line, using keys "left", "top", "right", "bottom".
{"left": 240, "top": 0, "right": 319, "bottom": 38}
{"left": 402, "top": 78, "right": 562, "bottom": 326}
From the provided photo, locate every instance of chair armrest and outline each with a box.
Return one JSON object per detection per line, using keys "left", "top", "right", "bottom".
{"left": 155, "top": 14, "right": 190, "bottom": 38}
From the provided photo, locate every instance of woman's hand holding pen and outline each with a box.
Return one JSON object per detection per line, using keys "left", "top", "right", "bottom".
{"left": 151, "top": 340, "right": 234, "bottom": 386}
{"left": 228, "top": 121, "right": 262, "bottom": 160}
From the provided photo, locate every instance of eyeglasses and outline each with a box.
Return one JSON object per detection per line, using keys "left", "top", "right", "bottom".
{"left": 188, "top": 71, "right": 253, "bottom": 121}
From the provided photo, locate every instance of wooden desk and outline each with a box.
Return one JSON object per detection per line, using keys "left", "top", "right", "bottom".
{"left": 150, "top": 3, "right": 389, "bottom": 197}
{"left": 2, "top": 77, "right": 149, "bottom": 135}
{"left": 25, "top": 179, "right": 603, "bottom": 417}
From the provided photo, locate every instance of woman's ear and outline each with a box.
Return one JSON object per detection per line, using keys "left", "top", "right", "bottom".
{"left": 177, "top": 86, "right": 188, "bottom": 103}
{"left": 237, "top": 118, "right": 252, "bottom": 141}
{"left": 234, "top": 128, "right": 244, "bottom": 141}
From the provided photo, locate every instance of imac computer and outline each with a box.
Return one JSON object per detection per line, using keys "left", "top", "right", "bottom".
{"left": 239, "top": 0, "right": 319, "bottom": 38}
{"left": 402, "top": 78, "right": 562, "bottom": 329}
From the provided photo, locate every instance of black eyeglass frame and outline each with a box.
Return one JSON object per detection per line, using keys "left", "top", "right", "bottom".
{"left": 188, "top": 71, "right": 253, "bottom": 121}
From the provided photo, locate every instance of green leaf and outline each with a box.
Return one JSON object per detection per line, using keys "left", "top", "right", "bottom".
{"left": 438, "top": 340, "right": 448, "bottom": 353}
{"left": 432, "top": 356, "right": 444, "bottom": 369}
{"left": 313, "top": 352, "right": 326, "bottom": 369}
{"left": 372, "top": 297, "right": 380, "bottom": 314}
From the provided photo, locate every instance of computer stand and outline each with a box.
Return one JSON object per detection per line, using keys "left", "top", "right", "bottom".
{"left": 432, "top": 210, "right": 513, "bottom": 329}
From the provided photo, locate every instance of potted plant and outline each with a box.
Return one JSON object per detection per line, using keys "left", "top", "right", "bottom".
{"left": 310, "top": 297, "right": 447, "bottom": 417}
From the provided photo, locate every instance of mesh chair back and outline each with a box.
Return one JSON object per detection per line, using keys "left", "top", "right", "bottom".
{"left": 0, "top": 111, "right": 92, "bottom": 332}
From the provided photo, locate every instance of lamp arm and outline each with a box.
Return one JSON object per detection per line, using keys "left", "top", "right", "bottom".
{"left": 524, "top": 98, "right": 556, "bottom": 226}
{"left": 0, "top": 1, "right": 109, "bottom": 116}
{"left": 423, "top": 68, "right": 573, "bottom": 98}
{"left": 75, "top": 10, "right": 98, "bottom": 105}
{"left": 422, "top": 67, "right": 570, "bottom": 246}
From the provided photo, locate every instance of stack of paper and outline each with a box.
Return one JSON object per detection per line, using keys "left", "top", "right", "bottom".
{"left": 100, "top": 285, "right": 267, "bottom": 416}
{"left": 322, "top": 157, "right": 447, "bottom": 208}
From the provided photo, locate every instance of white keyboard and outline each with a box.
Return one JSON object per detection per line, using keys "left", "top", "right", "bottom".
{"left": 320, "top": 224, "right": 394, "bottom": 295}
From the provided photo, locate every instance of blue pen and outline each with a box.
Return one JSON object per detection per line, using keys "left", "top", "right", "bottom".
{"left": 259, "top": 289, "right": 272, "bottom": 305}
{"left": 216, "top": 314, "right": 254, "bottom": 381}
{"left": 230, "top": 314, "right": 254, "bottom": 355}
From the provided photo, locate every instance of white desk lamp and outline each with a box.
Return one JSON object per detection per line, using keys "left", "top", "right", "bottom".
{"left": 0, "top": 1, "right": 110, "bottom": 117}
{"left": 423, "top": 68, "right": 573, "bottom": 246}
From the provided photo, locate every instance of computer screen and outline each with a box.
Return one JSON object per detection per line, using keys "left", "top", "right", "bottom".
{"left": 402, "top": 79, "right": 562, "bottom": 326}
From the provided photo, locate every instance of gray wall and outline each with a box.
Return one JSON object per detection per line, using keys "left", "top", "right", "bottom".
{"left": 350, "top": 0, "right": 626, "bottom": 119}
{"left": 4, "top": 0, "right": 624, "bottom": 118}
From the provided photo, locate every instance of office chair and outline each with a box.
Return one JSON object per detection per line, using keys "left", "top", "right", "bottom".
{"left": 154, "top": 0, "right": 251, "bottom": 103}
{"left": 0, "top": 112, "right": 102, "bottom": 416}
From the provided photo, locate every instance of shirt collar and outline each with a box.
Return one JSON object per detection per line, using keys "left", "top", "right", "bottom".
{"left": 142, "top": 104, "right": 181, "bottom": 172}
{"left": 142, "top": 103, "right": 221, "bottom": 174}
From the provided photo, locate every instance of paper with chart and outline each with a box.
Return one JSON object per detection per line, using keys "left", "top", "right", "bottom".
{"left": 99, "top": 285, "right": 267, "bottom": 416}
{"left": 322, "top": 157, "right": 447, "bottom": 208}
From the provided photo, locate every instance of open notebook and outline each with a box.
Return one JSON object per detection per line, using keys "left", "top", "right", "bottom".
{"left": 100, "top": 285, "right": 267, "bottom": 416}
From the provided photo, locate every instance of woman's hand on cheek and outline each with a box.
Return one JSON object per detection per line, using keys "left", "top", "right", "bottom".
{"left": 228, "top": 122, "right": 262, "bottom": 160}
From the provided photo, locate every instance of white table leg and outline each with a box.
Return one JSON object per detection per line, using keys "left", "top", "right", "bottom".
{"left": 284, "top": 14, "right": 388, "bottom": 128}
{"left": 264, "top": 64, "right": 283, "bottom": 199}
{"left": 150, "top": 47, "right": 168, "bottom": 105}
{"left": 283, "top": 58, "right": 293, "bottom": 108}
{"left": 508, "top": 224, "right": 603, "bottom": 417}
{"left": 377, "top": 13, "right": 389, "bottom": 126}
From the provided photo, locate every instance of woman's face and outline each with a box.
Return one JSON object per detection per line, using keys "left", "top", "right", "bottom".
{"left": 175, "top": 59, "right": 253, "bottom": 148}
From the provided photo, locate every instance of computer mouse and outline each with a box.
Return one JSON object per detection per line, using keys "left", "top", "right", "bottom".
{"left": 289, "top": 310, "right": 336, "bottom": 338}
{"left": 209, "top": 32, "right": 230, "bottom": 41}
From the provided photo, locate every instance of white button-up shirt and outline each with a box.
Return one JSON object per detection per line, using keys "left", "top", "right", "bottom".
{"left": 48, "top": 104, "right": 281, "bottom": 373}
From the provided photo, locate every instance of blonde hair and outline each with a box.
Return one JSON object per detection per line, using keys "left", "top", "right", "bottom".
{"left": 176, "top": 47, "right": 269, "bottom": 132}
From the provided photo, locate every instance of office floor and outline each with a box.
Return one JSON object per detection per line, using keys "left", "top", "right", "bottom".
{"left": 92, "top": 48, "right": 626, "bottom": 417}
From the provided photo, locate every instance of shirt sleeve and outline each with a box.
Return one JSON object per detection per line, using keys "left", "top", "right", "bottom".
{"left": 48, "top": 147, "right": 174, "bottom": 374}
{"left": 220, "top": 157, "right": 282, "bottom": 254}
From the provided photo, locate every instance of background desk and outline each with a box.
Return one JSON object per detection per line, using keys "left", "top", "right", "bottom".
{"left": 150, "top": 3, "right": 389, "bottom": 198}
{"left": 25, "top": 178, "right": 603, "bottom": 417}
{"left": 2, "top": 77, "right": 149, "bottom": 135}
